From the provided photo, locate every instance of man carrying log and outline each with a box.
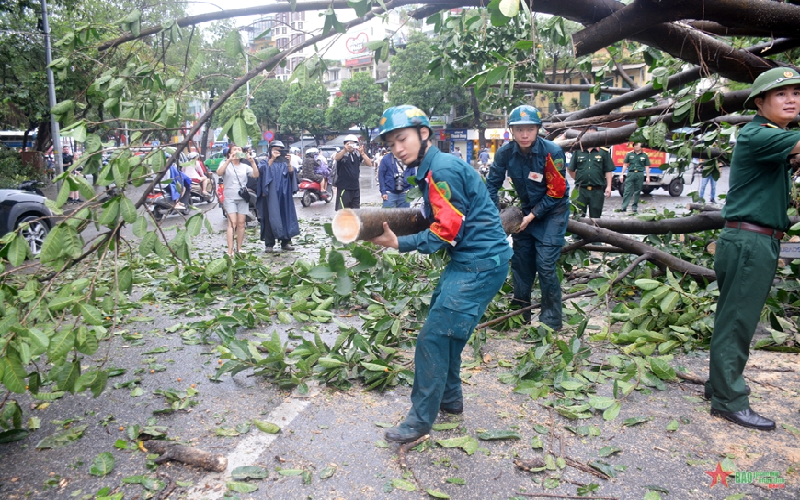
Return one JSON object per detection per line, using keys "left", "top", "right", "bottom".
{"left": 485, "top": 105, "right": 570, "bottom": 330}
{"left": 567, "top": 125, "right": 614, "bottom": 218}
{"left": 705, "top": 67, "right": 800, "bottom": 431}
{"left": 369, "top": 105, "right": 513, "bottom": 444}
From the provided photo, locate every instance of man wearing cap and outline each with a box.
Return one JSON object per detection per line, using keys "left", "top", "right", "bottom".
{"left": 333, "top": 134, "right": 373, "bottom": 210}
{"left": 486, "top": 104, "right": 570, "bottom": 331}
{"left": 567, "top": 126, "right": 614, "bottom": 218}
{"left": 619, "top": 143, "right": 651, "bottom": 214}
{"left": 705, "top": 67, "right": 800, "bottom": 431}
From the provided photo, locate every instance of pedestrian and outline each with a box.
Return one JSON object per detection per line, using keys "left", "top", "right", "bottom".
{"left": 478, "top": 147, "right": 490, "bottom": 167}
{"left": 705, "top": 67, "right": 800, "bottom": 431}
{"left": 567, "top": 126, "right": 614, "bottom": 218}
{"left": 378, "top": 151, "right": 415, "bottom": 208}
{"left": 699, "top": 162, "right": 717, "bottom": 204}
{"left": 183, "top": 152, "right": 211, "bottom": 196}
{"left": 370, "top": 105, "right": 512, "bottom": 444}
{"left": 289, "top": 146, "right": 303, "bottom": 172}
{"left": 485, "top": 104, "right": 570, "bottom": 330}
{"left": 256, "top": 141, "right": 300, "bottom": 253}
{"left": 63, "top": 145, "right": 81, "bottom": 204}
{"left": 332, "top": 134, "right": 373, "bottom": 210}
{"left": 619, "top": 143, "right": 651, "bottom": 214}
{"left": 217, "top": 144, "right": 259, "bottom": 257}
{"left": 452, "top": 146, "right": 463, "bottom": 159}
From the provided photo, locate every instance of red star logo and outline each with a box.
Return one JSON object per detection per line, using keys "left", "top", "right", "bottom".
{"left": 705, "top": 462, "right": 733, "bottom": 488}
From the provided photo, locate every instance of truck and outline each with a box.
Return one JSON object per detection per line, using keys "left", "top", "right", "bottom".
{"left": 609, "top": 144, "right": 688, "bottom": 198}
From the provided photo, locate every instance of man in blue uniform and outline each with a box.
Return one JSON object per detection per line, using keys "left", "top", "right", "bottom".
{"left": 370, "top": 105, "right": 513, "bottom": 443}
{"left": 486, "top": 105, "right": 569, "bottom": 330}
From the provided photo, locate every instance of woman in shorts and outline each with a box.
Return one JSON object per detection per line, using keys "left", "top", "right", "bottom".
{"left": 217, "top": 144, "right": 259, "bottom": 256}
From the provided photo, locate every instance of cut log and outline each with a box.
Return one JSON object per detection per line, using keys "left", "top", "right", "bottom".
{"left": 332, "top": 208, "right": 430, "bottom": 243}
{"left": 143, "top": 441, "right": 227, "bottom": 472}
{"left": 332, "top": 207, "right": 524, "bottom": 243}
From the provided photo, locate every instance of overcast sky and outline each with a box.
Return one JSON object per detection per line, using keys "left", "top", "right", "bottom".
{"left": 186, "top": 0, "right": 287, "bottom": 26}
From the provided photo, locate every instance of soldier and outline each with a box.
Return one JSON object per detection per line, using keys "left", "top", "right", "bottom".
{"left": 705, "top": 67, "right": 800, "bottom": 431}
{"left": 370, "top": 105, "right": 512, "bottom": 443}
{"left": 485, "top": 104, "right": 570, "bottom": 330}
{"left": 567, "top": 126, "right": 614, "bottom": 218}
{"left": 619, "top": 143, "right": 651, "bottom": 214}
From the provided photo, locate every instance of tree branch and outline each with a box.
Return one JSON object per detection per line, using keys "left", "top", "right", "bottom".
{"left": 495, "top": 82, "right": 631, "bottom": 95}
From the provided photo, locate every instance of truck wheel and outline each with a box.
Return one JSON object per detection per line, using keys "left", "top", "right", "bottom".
{"left": 617, "top": 183, "right": 624, "bottom": 197}
{"left": 668, "top": 178, "right": 684, "bottom": 197}
{"left": 642, "top": 187, "right": 655, "bottom": 195}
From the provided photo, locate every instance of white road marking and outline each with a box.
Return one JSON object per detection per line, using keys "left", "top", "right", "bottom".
{"left": 186, "top": 383, "right": 319, "bottom": 499}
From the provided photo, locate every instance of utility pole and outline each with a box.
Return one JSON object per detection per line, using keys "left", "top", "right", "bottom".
{"left": 41, "top": 0, "right": 63, "bottom": 190}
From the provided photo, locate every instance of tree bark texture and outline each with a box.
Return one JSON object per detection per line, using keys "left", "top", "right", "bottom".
{"left": 572, "top": 0, "right": 800, "bottom": 57}
{"left": 143, "top": 441, "right": 228, "bottom": 472}
{"left": 332, "top": 207, "right": 524, "bottom": 243}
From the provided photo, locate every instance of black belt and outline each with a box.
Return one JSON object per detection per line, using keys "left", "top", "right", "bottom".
{"left": 725, "top": 221, "right": 784, "bottom": 240}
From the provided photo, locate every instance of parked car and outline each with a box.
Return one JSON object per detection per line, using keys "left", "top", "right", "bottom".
{"left": 0, "top": 189, "right": 52, "bottom": 256}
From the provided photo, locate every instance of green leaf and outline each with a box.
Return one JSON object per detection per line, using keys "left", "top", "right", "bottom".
{"left": 622, "top": 416, "right": 650, "bottom": 427}
{"left": 446, "top": 477, "right": 465, "bottom": 485}
{"left": 437, "top": 435, "right": 479, "bottom": 455}
{"left": 427, "top": 489, "right": 450, "bottom": 498}
{"left": 598, "top": 446, "right": 622, "bottom": 457}
{"left": 319, "top": 465, "right": 337, "bottom": 479}
{"left": 432, "top": 422, "right": 459, "bottom": 431}
{"left": 278, "top": 469, "right": 304, "bottom": 476}
{"left": 225, "top": 30, "right": 245, "bottom": 58}
{"left": 79, "top": 303, "right": 104, "bottom": 326}
{"left": 205, "top": 258, "right": 227, "bottom": 278}
{"left": 603, "top": 402, "right": 621, "bottom": 421}
{"left": 36, "top": 424, "right": 87, "bottom": 449}
{"left": 226, "top": 482, "right": 258, "bottom": 493}
{"left": 0, "top": 429, "right": 30, "bottom": 443}
{"left": 89, "top": 452, "right": 115, "bottom": 477}
{"left": 666, "top": 419, "right": 679, "bottom": 432}
{"left": 140, "top": 231, "right": 156, "bottom": 256}
{"left": 231, "top": 118, "right": 248, "bottom": 149}
{"left": 531, "top": 435, "right": 543, "bottom": 449}
{"left": 48, "top": 329, "right": 76, "bottom": 361}
{"left": 634, "top": 279, "right": 661, "bottom": 291}
{"left": 648, "top": 357, "right": 676, "bottom": 380}
{"left": 120, "top": 197, "right": 137, "bottom": 224}
{"left": 659, "top": 291, "right": 680, "bottom": 314}
{"left": 253, "top": 419, "right": 280, "bottom": 434}
{"left": 131, "top": 387, "right": 144, "bottom": 397}
{"left": 2, "top": 353, "right": 28, "bottom": 393}
{"left": 7, "top": 233, "right": 28, "bottom": 266}
{"left": 231, "top": 466, "right": 269, "bottom": 480}
{"left": 392, "top": 478, "right": 417, "bottom": 491}
{"left": 477, "top": 430, "right": 521, "bottom": 441}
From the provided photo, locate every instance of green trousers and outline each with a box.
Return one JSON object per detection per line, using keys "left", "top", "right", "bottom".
{"left": 575, "top": 186, "right": 605, "bottom": 218}
{"left": 706, "top": 228, "right": 778, "bottom": 412}
{"left": 621, "top": 172, "right": 644, "bottom": 211}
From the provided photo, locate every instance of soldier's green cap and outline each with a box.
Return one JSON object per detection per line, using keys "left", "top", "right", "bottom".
{"left": 744, "top": 67, "right": 800, "bottom": 109}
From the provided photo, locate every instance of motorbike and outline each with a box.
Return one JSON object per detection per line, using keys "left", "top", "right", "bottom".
{"left": 298, "top": 178, "right": 332, "bottom": 207}
{"left": 145, "top": 186, "right": 189, "bottom": 221}
{"left": 188, "top": 159, "right": 217, "bottom": 206}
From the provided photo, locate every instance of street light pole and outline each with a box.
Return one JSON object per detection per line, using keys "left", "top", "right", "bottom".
{"left": 41, "top": 0, "right": 63, "bottom": 190}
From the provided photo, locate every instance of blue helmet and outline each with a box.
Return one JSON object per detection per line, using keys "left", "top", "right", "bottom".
{"left": 508, "top": 105, "right": 543, "bottom": 126}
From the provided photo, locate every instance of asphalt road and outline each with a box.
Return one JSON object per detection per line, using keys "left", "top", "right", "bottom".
{"left": 7, "top": 165, "right": 798, "bottom": 500}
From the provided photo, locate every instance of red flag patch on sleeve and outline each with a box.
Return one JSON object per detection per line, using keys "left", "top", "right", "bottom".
{"left": 426, "top": 171, "right": 464, "bottom": 245}
{"left": 545, "top": 153, "right": 567, "bottom": 198}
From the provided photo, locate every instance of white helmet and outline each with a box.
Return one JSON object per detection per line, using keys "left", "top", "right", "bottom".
{"left": 187, "top": 152, "right": 199, "bottom": 159}
{"left": 290, "top": 147, "right": 300, "bottom": 154}
{"left": 306, "top": 147, "right": 319, "bottom": 155}
{"left": 344, "top": 134, "right": 359, "bottom": 144}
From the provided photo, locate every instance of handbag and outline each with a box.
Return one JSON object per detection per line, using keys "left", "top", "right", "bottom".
{"left": 232, "top": 166, "right": 251, "bottom": 203}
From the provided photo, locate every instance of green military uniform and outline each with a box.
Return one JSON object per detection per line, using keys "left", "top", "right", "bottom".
{"left": 621, "top": 151, "right": 650, "bottom": 212}
{"left": 705, "top": 114, "right": 799, "bottom": 413}
{"left": 568, "top": 147, "right": 614, "bottom": 218}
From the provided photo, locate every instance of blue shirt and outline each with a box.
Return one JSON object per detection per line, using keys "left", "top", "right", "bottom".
{"left": 378, "top": 153, "right": 416, "bottom": 194}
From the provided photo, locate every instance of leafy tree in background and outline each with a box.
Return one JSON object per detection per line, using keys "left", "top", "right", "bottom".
{"left": 326, "top": 71, "right": 384, "bottom": 147}
{"left": 387, "top": 31, "right": 467, "bottom": 118}
{"left": 278, "top": 81, "right": 328, "bottom": 144}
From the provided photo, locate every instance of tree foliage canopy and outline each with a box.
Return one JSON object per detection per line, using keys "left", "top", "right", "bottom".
{"left": 326, "top": 71, "right": 384, "bottom": 141}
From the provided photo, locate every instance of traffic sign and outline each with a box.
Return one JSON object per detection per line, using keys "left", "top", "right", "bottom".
{"left": 503, "top": 131, "right": 510, "bottom": 140}
{"left": 263, "top": 130, "right": 274, "bottom": 141}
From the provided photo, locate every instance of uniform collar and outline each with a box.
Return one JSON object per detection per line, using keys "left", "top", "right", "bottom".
{"left": 753, "top": 114, "right": 783, "bottom": 129}
{"left": 511, "top": 139, "right": 544, "bottom": 158}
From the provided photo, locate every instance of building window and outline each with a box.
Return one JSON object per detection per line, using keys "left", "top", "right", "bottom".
{"left": 297, "top": 22, "right": 303, "bottom": 30}
{"left": 282, "top": 27, "right": 287, "bottom": 35}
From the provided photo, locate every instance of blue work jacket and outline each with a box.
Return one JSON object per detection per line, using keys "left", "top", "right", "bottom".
{"left": 378, "top": 153, "right": 416, "bottom": 195}
{"left": 397, "top": 147, "right": 512, "bottom": 269}
{"left": 486, "top": 139, "right": 570, "bottom": 245}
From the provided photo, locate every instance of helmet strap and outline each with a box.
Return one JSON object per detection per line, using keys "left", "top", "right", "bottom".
{"left": 405, "top": 127, "right": 429, "bottom": 168}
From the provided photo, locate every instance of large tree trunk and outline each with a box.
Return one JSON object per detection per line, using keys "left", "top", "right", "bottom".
{"left": 332, "top": 207, "right": 524, "bottom": 243}
{"left": 573, "top": 213, "right": 800, "bottom": 235}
